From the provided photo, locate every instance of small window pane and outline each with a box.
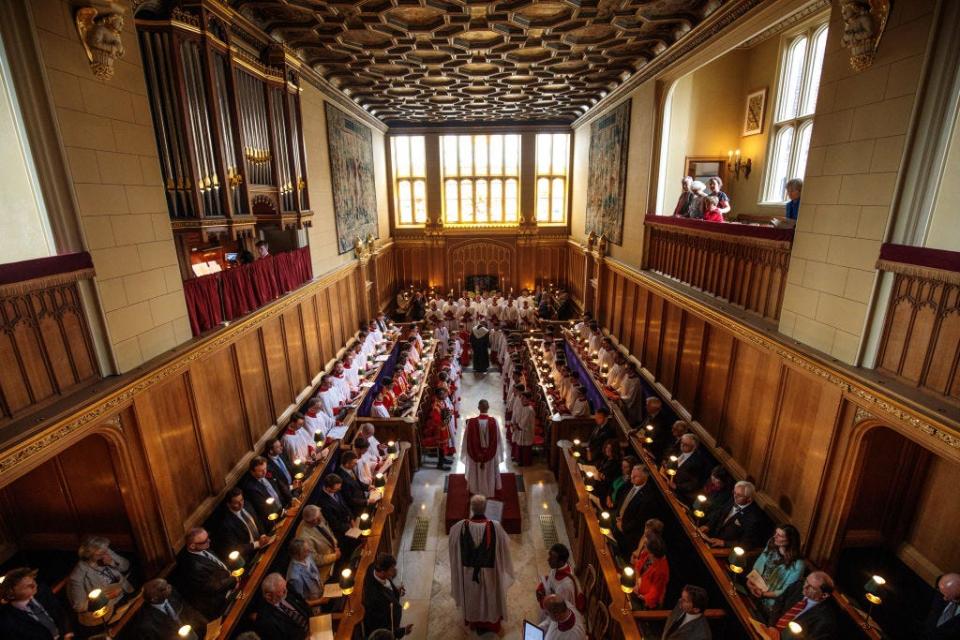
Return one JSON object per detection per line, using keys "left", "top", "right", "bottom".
{"left": 504, "top": 135, "right": 519, "bottom": 174}
{"left": 475, "top": 135, "right": 488, "bottom": 175}
{"left": 766, "top": 126, "right": 795, "bottom": 202}
{"left": 551, "top": 178, "right": 565, "bottom": 222}
{"left": 445, "top": 179, "right": 459, "bottom": 222}
{"left": 398, "top": 180, "right": 412, "bottom": 224}
{"left": 443, "top": 136, "right": 458, "bottom": 176}
{"left": 802, "top": 28, "right": 828, "bottom": 116}
{"left": 792, "top": 121, "right": 813, "bottom": 183}
{"left": 490, "top": 135, "right": 503, "bottom": 174}
{"left": 552, "top": 134, "right": 567, "bottom": 175}
{"left": 458, "top": 136, "right": 473, "bottom": 175}
{"left": 460, "top": 179, "right": 473, "bottom": 222}
{"left": 505, "top": 178, "right": 518, "bottom": 221}
{"left": 537, "top": 135, "right": 551, "bottom": 173}
{"left": 475, "top": 179, "right": 488, "bottom": 222}
{"left": 411, "top": 136, "right": 426, "bottom": 176}
{"left": 491, "top": 179, "right": 503, "bottom": 219}
{"left": 413, "top": 180, "right": 426, "bottom": 223}
{"left": 394, "top": 137, "right": 410, "bottom": 176}
{"left": 536, "top": 177, "right": 549, "bottom": 221}
{"left": 777, "top": 37, "right": 807, "bottom": 122}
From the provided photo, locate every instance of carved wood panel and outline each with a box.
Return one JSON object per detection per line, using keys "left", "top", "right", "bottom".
{"left": 448, "top": 240, "right": 514, "bottom": 292}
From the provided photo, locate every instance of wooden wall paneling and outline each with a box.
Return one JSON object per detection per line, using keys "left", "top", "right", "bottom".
{"left": 1, "top": 456, "right": 76, "bottom": 546}
{"left": 611, "top": 273, "right": 624, "bottom": 339}
{"left": 904, "top": 455, "right": 960, "bottom": 581}
{"left": 719, "top": 344, "right": 782, "bottom": 481}
{"left": 696, "top": 327, "right": 733, "bottom": 444}
{"left": 316, "top": 289, "right": 334, "bottom": 365}
{"left": 234, "top": 332, "right": 274, "bottom": 443}
{"left": 900, "top": 286, "right": 938, "bottom": 384}
{"left": 326, "top": 287, "right": 344, "bottom": 355}
{"left": 302, "top": 294, "right": 322, "bottom": 377}
{"left": 261, "top": 316, "right": 293, "bottom": 421}
{"left": 659, "top": 303, "right": 683, "bottom": 395}
{"left": 924, "top": 284, "right": 960, "bottom": 397}
{"left": 190, "top": 348, "right": 251, "bottom": 491}
{"left": 676, "top": 313, "right": 705, "bottom": 412}
{"left": 760, "top": 368, "right": 843, "bottom": 536}
{"left": 876, "top": 276, "right": 913, "bottom": 374}
{"left": 621, "top": 279, "right": 637, "bottom": 353}
{"left": 1, "top": 296, "right": 54, "bottom": 412}
{"left": 644, "top": 295, "right": 664, "bottom": 379}
{"left": 283, "top": 306, "right": 309, "bottom": 395}
{"left": 133, "top": 375, "right": 211, "bottom": 545}
{"left": 631, "top": 288, "right": 649, "bottom": 361}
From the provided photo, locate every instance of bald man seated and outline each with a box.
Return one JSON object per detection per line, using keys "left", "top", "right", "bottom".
{"left": 924, "top": 573, "right": 960, "bottom": 639}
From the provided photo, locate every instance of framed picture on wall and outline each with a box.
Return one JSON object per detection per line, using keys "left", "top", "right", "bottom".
{"left": 743, "top": 88, "right": 767, "bottom": 136}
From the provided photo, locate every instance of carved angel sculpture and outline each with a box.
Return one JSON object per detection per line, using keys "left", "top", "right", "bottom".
{"left": 75, "top": 3, "right": 126, "bottom": 81}
{"left": 840, "top": 0, "right": 889, "bottom": 71}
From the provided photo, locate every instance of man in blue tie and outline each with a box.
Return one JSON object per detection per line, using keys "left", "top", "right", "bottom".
{"left": 240, "top": 456, "right": 294, "bottom": 531}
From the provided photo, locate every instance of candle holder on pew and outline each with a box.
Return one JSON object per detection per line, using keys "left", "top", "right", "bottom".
{"left": 226, "top": 550, "right": 246, "bottom": 578}
{"left": 692, "top": 495, "right": 708, "bottom": 527}
{"left": 727, "top": 546, "right": 746, "bottom": 595}
{"left": 665, "top": 455, "right": 679, "bottom": 480}
{"left": 387, "top": 441, "right": 398, "bottom": 460}
{"left": 783, "top": 621, "right": 803, "bottom": 638}
{"left": 177, "top": 625, "right": 199, "bottom": 640}
{"left": 264, "top": 497, "right": 280, "bottom": 523}
{"left": 571, "top": 439, "right": 582, "bottom": 460}
{"left": 291, "top": 458, "right": 305, "bottom": 481}
{"left": 359, "top": 512, "right": 372, "bottom": 537}
{"left": 86, "top": 588, "right": 111, "bottom": 639}
{"left": 339, "top": 568, "right": 356, "bottom": 616}
{"left": 584, "top": 471, "right": 595, "bottom": 494}
{"left": 620, "top": 566, "right": 636, "bottom": 615}
{"left": 863, "top": 575, "right": 886, "bottom": 631}
{"left": 374, "top": 472, "right": 387, "bottom": 490}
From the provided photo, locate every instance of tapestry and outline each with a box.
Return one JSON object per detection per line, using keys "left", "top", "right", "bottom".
{"left": 325, "top": 104, "right": 378, "bottom": 254}
{"left": 585, "top": 99, "right": 631, "bottom": 245}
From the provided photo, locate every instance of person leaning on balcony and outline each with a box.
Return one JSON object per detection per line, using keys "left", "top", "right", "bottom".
{"left": 706, "top": 177, "right": 731, "bottom": 217}
{"left": 785, "top": 178, "right": 802, "bottom": 221}
{"left": 672, "top": 176, "right": 699, "bottom": 217}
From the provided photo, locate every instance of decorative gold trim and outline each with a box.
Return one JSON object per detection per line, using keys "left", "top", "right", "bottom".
{"left": 602, "top": 258, "right": 960, "bottom": 449}
{"left": 0, "top": 268, "right": 95, "bottom": 296}
{"left": 0, "top": 262, "right": 358, "bottom": 478}
{"left": 876, "top": 259, "right": 960, "bottom": 286}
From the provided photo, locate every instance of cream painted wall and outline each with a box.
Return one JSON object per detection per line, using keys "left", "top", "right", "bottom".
{"left": 570, "top": 84, "right": 658, "bottom": 267}
{"left": 779, "top": 0, "right": 936, "bottom": 364}
{"left": 301, "top": 84, "right": 390, "bottom": 278}
{"left": 925, "top": 102, "right": 960, "bottom": 251}
{"left": 33, "top": 0, "right": 190, "bottom": 373}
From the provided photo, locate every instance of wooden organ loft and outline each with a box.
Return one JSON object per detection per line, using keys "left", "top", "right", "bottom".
{"left": 135, "top": 1, "right": 311, "bottom": 278}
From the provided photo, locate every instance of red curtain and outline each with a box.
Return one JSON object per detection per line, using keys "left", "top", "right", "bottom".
{"left": 183, "top": 273, "right": 223, "bottom": 335}
{"left": 183, "top": 248, "right": 314, "bottom": 336}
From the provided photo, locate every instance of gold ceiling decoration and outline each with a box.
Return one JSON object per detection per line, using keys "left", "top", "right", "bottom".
{"left": 230, "top": 0, "right": 718, "bottom": 125}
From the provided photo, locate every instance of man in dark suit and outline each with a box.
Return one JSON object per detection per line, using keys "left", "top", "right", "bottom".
{"left": 587, "top": 407, "right": 618, "bottom": 462}
{"left": 0, "top": 567, "right": 72, "bottom": 640}
{"left": 124, "top": 578, "right": 207, "bottom": 640}
{"left": 266, "top": 437, "right": 301, "bottom": 502}
{"left": 635, "top": 397, "right": 673, "bottom": 458}
{"left": 666, "top": 434, "right": 711, "bottom": 504}
{"left": 661, "top": 584, "right": 712, "bottom": 640}
{"left": 316, "top": 473, "right": 361, "bottom": 564}
{"left": 924, "top": 573, "right": 960, "bottom": 639}
{"left": 212, "top": 487, "right": 274, "bottom": 562}
{"left": 336, "top": 451, "right": 373, "bottom": 517}
{"left": 255, "top": 573, "right": 310, "bottom": 640}
{"left": 614, "top": 463, "right": 659, "bottom": 555}
{"left": 363, "top": 554, "right": 413, "bottom": 638}
{"left": 173, "top": 527, "right": 238, "bottom": 620}
{"left": 240, "top": 456, "right": 295, "bottom": 530}
{"left": 765, "top": 571, "right": 840, "bottom": 639}
{"left": 699, "top": 481, "right": 767, "bottom": 550}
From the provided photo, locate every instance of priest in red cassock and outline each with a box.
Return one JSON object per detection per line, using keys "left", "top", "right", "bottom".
{"left": 462, "top": 399, "right": 503, "bottom": 497}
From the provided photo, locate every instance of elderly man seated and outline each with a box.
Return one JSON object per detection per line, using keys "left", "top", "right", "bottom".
{"left": 255, "top": 573, "right": 310, "bottom": 640}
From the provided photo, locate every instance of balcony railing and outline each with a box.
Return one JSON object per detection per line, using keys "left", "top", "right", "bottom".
{"left": 642, "top": 215, "right": 794, "bottom": 320}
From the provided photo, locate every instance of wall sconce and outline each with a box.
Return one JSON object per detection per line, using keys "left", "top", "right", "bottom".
{"left": 727, "top": 149, "right": 752, "bottom": 179}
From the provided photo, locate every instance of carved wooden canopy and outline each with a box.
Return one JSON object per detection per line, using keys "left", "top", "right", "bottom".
{"left": 230, "top": 0, "right": 720, "bottom": 125}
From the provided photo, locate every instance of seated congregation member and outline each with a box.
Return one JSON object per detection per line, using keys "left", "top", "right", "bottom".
{"left": 636, "top": 397, "right": 672, "bottom": 458}
{"left": 663, "top": 421, "right": 689, "bottom": 459}
{"left": 126, "top": 578, "right": 206, "bottom": 640}
{"left": 363, "top": 554, "right": 413, "bottom": 638}
{"left": 924, "top": 573, "right": 960, "bottom": 639}
{"left": 337, "top": 451, "right": 375, "bottom": 517}
{"left": 632, "top": 532, "right": 669, "bottom": 610}
{"left": 540, "top": 594, "right": 586, "bottom": 640}
{"left": 255, "top": 573, "right": 310, "bottom": 640}
{"left": 295, "top": 505, "right": 340, "bottom": 583}
{"left": 286, "top": 539, "right": 324, "bottom": 605}
{"left": 66, "top": 536, "right": 134, "bottom": 625}
{"left": 175, "top": 528, "right": 238, "bottom": 620}
{"left": 706, "top": 177, "right": 730, "bottom": 216}
{"left": 630, "top": 518, "right": 666, "bottom": 560}
{"left": 608, "top": 455, "right": 638, "bottom": 509}
{"left": 661, "top": 585, "right": 712, "bottom": 640}
{"left": 213, "top": 487, "right": 273, "bottom": 562}
{"left": 537, "top": 544, "right": 586, "bottom": 617}
{"left": 765, "top": 571, "right": 840, "bottom": 640}
{"left": 748, "top": 525, "right": 804, "bottom": 613}
{"left": 700, "top": 465, "right": 734, "bottom": 520}
{"left": 595, "top": 439, "right": 622, "bottom": 503}
{"left": 240, "top": 456, "right": 293, "bottom": 528}
{"left": 0, "top": 567, "right": 72, "bottom": 640}
{"left": 666, "top": 433, "right": 710, "bottom": 504}
{"left": 700, "top": 481, "right": 767, "bottom": 550}
{"left": 587, "top": 407, "right": 617, "bottom": 462}
{"left": 614, "top": 464, "right": 658, "bottom": 555}
{"left": 266, "top": 437, "right": 301, "bottom": 501}
{"left": 316, "top": 474, "right": 361, "bottom": 562}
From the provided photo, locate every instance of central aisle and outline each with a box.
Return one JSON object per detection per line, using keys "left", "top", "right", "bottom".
{"left": 394, "top": 368, "right": 574, "bottom": 639}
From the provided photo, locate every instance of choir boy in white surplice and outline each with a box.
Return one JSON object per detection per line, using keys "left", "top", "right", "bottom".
{"left": 448, "top": 494, "right": 515, "bottom": 634}
{"left": 462, "top": 400, "right": 503, "bottom": 497}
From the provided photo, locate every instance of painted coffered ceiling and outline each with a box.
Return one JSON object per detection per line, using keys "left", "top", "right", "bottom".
{"left": 232, "top": 0, "right": 723, "bottom": 125}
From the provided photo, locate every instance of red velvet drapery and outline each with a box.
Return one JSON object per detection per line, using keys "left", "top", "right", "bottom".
{"left": 182, "top": 247, "right": 314, "bottom": 336}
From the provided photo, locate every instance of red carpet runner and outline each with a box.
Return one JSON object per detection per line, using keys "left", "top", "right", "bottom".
{"left": 444, "top": 473, "right": 522, "bottom": 534}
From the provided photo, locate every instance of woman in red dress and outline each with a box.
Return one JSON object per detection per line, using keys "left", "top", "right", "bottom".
{"left": 632, "top": 532, "right": 669, "bottom": 609}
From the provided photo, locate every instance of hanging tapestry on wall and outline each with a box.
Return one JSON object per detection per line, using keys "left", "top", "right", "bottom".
{"left": 585, "top": 99, "right": 631, "bottom": 245}
{"left": 325, "top": 104, "right": 379, "bottom": 254}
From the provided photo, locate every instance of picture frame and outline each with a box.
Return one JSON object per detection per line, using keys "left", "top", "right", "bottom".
{"left": 743, "top": 87, "right": 767, "bottom": 136}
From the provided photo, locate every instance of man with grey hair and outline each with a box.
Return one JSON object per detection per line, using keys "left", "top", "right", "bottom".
{"left": 255, "top": 573, "right": 310, "bottom": 640}
{"left": 699, "top": 480, "right": 767, "bottom": 550}
{"left": 448, "top": 494, "right": 514, "bottom": 634}
{"left": 672, "top": 176, "right": 698, "bottom": 218}
{"left": 66, "top": 536, "right": 134, "bottom": 625}
{"left": 295, "top": 504, "right": 340, "bottom": 582}
{"left": 666, "top": 433, "right": 709, "bottom": 504}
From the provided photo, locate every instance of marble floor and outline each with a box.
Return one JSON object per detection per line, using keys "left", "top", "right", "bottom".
{"left": 392, "top": 368, "right": 573, "bottom": 639}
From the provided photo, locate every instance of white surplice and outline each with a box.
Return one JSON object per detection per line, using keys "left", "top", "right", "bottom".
{"left": 448, "top": 518, "right": 515, "bottom": 626}
{"left": 462, "top": 416, "right": 503, "bottom": 497}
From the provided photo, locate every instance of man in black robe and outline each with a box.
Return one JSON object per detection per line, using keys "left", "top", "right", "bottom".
{"left": 362, "top": 555, "right": 412, "bottom": 638}
{"left": 470, "top": 323, "right": 491, "bottom": 373}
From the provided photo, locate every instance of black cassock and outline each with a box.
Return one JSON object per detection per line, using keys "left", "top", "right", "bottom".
{"left": 470, "top": 328, "right": 490, "bottom": 373}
